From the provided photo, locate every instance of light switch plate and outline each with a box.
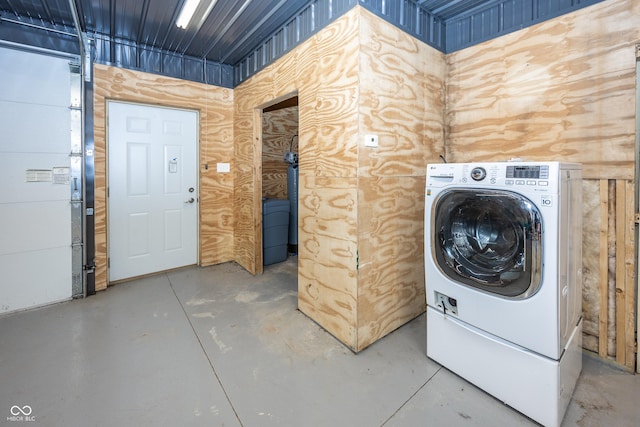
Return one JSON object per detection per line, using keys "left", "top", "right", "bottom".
{"left": 217, "top": 162, "right": 230, "bottom": 173}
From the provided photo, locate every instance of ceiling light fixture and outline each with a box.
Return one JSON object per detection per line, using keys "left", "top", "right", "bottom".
{"left": 194, "top": 0, "right": 218, "bottom": 29}
{"left": 176, "top": 0, "right": 201, "bottom": 29}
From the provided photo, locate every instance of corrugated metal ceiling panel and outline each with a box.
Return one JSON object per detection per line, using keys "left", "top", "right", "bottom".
{"left": 419, "top": 0, "right": 491, "bottom": 20}
{"left": 0, "top": 0, "right": 608, "bottom": 86}
{"left": 0, "top": 0, "right": 73, "bottom": 26}
{"left": 444, "top": 0, "right": 606, "bottom": 52}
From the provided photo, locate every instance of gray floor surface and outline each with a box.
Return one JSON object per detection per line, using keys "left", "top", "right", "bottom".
{"left": 1, "top": 258, "right": 638, "bottom": 426}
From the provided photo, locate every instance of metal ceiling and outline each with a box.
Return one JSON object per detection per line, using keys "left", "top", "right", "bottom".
{"left": 0, "top": 0, "right": 606, "bottom": 87}
{"left": 419, "top": 0, "right": 493, "bottom": 19}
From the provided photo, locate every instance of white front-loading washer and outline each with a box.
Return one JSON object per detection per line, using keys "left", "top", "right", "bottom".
{"left": 425, "top": 162, "right": 583, "bottom": 427}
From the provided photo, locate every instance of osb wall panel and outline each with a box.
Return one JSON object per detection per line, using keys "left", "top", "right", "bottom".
{"left": 262, "top": 107, "right": 299, "bottom": 199}
{"left": 356, "top": 9, "right": 445, "bottom": 349}
{"left": 445, "top": 0, "right": 639, "bottom": 370}
{"left": 93, "top": 64, "right": 234, "bottom": 290}
{"left": 446, "top": 0, "right": 638, "bottom": 180}
{"left": 234, "top": 7, "right": 362, "bottom": 349}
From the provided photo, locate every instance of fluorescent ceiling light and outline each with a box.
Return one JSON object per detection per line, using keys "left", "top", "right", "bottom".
{"left": 176, "top": 0, "right": 201, "bottom": 29}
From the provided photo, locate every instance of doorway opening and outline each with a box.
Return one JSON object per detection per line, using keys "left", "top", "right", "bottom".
{"left": 260, "top": 96, "right": 299, "bottom": 274}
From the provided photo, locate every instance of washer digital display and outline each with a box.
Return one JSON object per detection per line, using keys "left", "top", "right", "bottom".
{"left": 506, "top": 165, "right": 549, "bottom": 179}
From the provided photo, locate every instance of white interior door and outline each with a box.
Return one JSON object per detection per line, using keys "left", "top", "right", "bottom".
{"left": 108, "top": 102, "right": 198, "bottom": 281}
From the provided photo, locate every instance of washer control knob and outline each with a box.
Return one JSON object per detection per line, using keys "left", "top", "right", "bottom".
{"left": 470, "top": 167, "right": 487, "bottom": 181}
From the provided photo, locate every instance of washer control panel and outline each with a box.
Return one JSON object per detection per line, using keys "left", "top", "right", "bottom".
{"left": 427, "top": 162, "right": 558, "bottom": 191}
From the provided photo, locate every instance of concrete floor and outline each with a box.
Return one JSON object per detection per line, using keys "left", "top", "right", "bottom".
{"left": 1, "top": 257, "right": 638, "bottom": 427}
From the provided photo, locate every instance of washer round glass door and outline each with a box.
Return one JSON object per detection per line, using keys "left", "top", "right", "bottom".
{"left": 432, "top": 189, "right": 542, "bottom": 299}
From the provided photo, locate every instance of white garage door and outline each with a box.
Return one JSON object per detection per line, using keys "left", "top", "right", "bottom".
{"left": 0, "top": 46, "right": 75, "bottom": 314}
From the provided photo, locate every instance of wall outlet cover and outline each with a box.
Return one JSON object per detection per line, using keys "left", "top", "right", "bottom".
{"left": 364, "top": 134, "right": 378, "bottom": 147}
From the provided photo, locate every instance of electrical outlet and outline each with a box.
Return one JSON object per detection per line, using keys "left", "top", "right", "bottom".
{"left": 364, "top": 134, "right": 378, "bottom": 147}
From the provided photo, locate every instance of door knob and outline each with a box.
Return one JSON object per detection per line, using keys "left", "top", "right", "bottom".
{"left": 185, "top": 197, "right": 195, "bottom": 204}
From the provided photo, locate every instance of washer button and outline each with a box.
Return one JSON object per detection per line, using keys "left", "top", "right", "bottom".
{"left": 527, "top": 180, "right": 536, "bottom": 186}
{"left": 505, "top": 180, "right": 514, "bottom": 185}
{"left": 516, "top": 180, "right": 525, "bottom": 185}
{"left": 539, "top": 181, "right": 549, "bottom": 186}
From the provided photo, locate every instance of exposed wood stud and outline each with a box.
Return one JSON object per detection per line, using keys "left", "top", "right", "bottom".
{"left": 615, "top": 180, "right": 626, "bottom": 365}
{"left": 624, "top": 180, "right": 636, "bottom": 369}
{"left": 599, "top": 180, "right": 609, "bottom": 358}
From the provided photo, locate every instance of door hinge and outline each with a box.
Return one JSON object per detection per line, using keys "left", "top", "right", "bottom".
{"left": 635, "top": 213, "right": 640, "bottom": 224}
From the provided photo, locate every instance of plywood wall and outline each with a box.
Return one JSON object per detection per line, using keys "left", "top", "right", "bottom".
{"left": 93, "top": 64, "right": 234, "bottom": 290}
{"left": 262, "top": 107, "right": 298, "bottom": 199}
{"left": 446, "top": 0, "right": 639, "bottom": 370}
{"left": 446, "top": 0, "right": 637, "bottom": 180}
{"left": 233, "top": 7, "right": 445, "bottom": 351}
{"left": 356, "top": 9, "right": 445, "bottom": 350}
{"left": 234, "top": 7, "right": 362, "bottom": 347}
